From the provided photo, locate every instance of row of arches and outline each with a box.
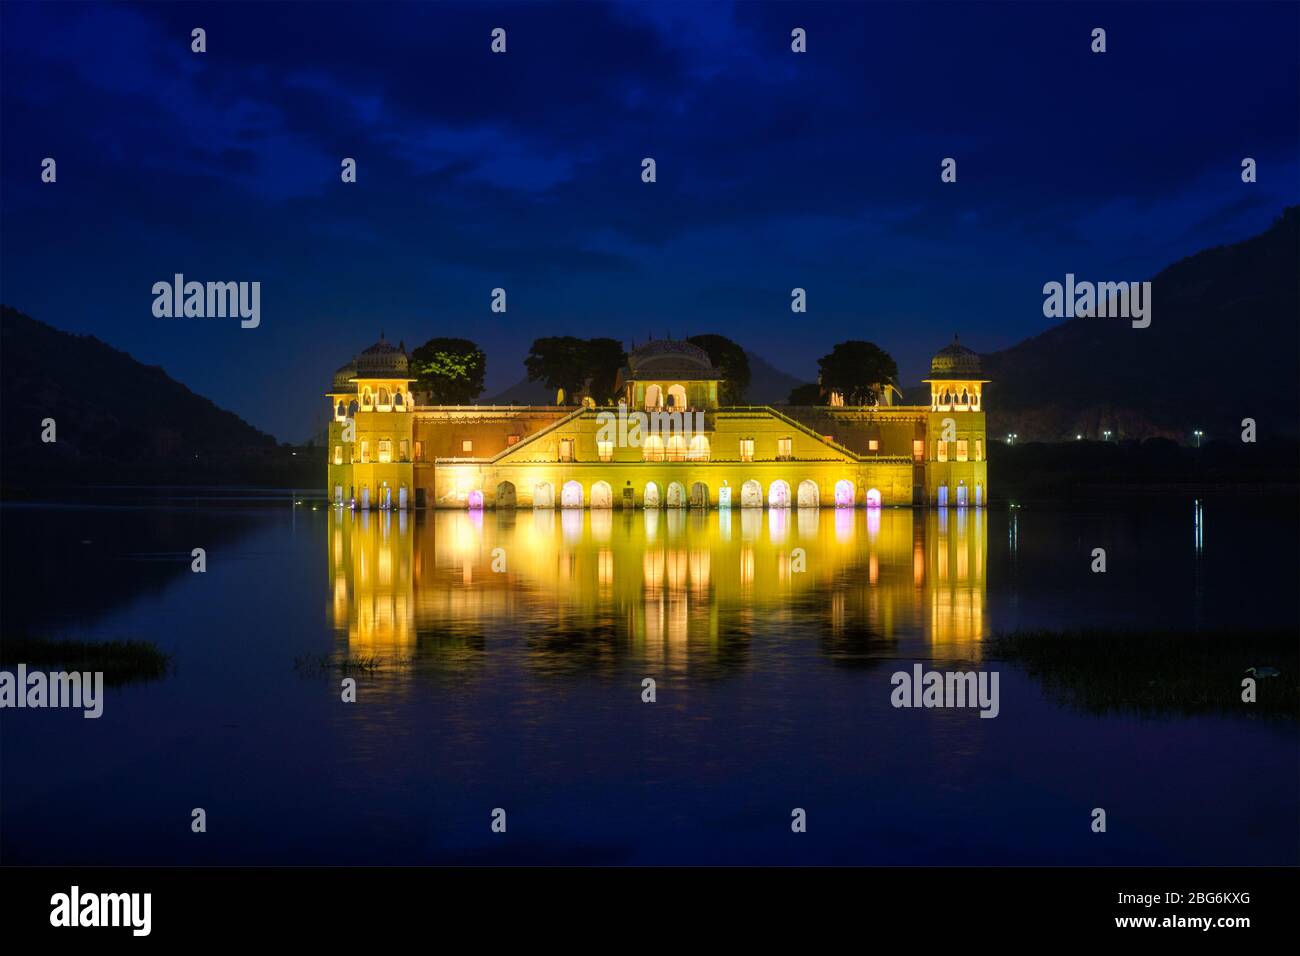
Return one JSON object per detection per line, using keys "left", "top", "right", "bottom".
{"left": 334, "top": 387, "right": 409, "bottom": 418}
{"left": 936, "top": 482, "right": 983, "bottom": 507}
{"left": 482, "top": 478, "right": 884, "bottom": 510}
{"left": 335, "top": 482, "right": 409, "bottom": 510}
{"left": 932, "top": 386, "right": 980, "bottom": 410}
{"left": 644, "top": 384, "right": 688, "bottom": 409}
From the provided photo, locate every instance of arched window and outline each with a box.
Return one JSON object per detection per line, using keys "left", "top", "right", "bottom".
{"left": 834, "top": 479, "right": 855, "bottom": 507}
{"left": 768, "top": 480, "right": 791, "bottom": 508}
{"left": 336, "top": 401, "right": 346, "bottom": 417}
{"left": 643, "top": 434, "right": 665, "bottom": 462}
{"left": 348, "top": 400, "right": 359, "bottom": 416}
{"left": 667, "top": 384, "right": 687, "bottom": 409}
{"left": 362, "top": 387, "right": 373, "bottom": 409}
{"left": 645, "top": 385, "right": 663, "bottom": 409}
{"left": 378, "top": 387, "right": 391, "bottom": 406}
{"left": 394, "top": 391, "right": 404, "bottom": 407}
{"left": 688, "top": 434, "right": 710, "bottom": 461}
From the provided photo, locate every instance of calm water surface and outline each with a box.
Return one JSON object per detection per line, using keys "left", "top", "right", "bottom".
{"left": 2, "top": 497, "right": 1296, "bottom": 864}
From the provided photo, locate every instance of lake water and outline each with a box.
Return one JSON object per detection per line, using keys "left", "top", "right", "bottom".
{"left": 2, "top": 496, "right": 1296, "bottom": 865}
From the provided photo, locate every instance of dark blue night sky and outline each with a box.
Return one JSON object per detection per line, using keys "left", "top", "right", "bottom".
{"left": 2, "top": 1, "right": 1297, "bottom": 441}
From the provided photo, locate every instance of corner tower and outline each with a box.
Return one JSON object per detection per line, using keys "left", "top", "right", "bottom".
{"left": 326, "top": 336, "right": 415, "bottom": 509}
{"left": 922, "top": 337, "right": 989, "bottom": 507}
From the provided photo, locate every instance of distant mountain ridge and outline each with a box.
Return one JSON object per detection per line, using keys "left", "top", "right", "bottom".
{"left": 1, "top": 305, "right": 280, "bottom": 484}
{"left": 980, "top": 207, "right": 1300, "bottom": 440}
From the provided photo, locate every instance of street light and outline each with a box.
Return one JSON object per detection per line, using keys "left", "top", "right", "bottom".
{"left": 1103, "top": 430, "right": 1112, "bottom": 441}
{"left": 1076, "top": 434, "right": 1082, "bottom": 440}
{"left": 1193, "top": 429, "right": 1203, "bottom": 448}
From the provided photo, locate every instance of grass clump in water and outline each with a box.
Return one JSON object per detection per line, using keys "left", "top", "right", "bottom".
{"left": 293, "top": 654, "right": 412, "bottom": 675}
{"left": 988, "top": 628, "right": 1297, "bottom": 719}
{"left": 1, "top": 635, "right": 170, "bottom": 686}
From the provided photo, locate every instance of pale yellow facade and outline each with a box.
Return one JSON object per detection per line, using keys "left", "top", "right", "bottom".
{"left": 326, "top": 337, "right": 989, "bottom": 511}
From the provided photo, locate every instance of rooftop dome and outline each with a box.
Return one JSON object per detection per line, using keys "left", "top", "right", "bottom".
{"left": 929, "top": 336, "right": 982, "bottom": 378}
{"left": 354, "top": 335, "right": 409, "bottom": 377}
{"left": 627, "top": 339, "right": 714, "bottom": 376}
{"left": 332, "top": 360, "right": 358, "bottom": 392}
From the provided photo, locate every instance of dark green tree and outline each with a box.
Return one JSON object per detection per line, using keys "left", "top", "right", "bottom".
{"left": 583, "top": 337, "right": 629, "bottom": 404}
{"left": 525, "top": 336, "right": 592, "bottom": 404}
{"left": 525, "top": 337, "right": 628, "bottom": 405}
{"left": 410, "top": 337, "right": 486, "bottom": 405}
{"left": 686, "top": 333, "right": 751, "bottom": 405}
{"left": 816, "top": 341, "right": 899, "bottom": 406}
{"left": 786, "top": 382, "right": 823, "bottom": 405}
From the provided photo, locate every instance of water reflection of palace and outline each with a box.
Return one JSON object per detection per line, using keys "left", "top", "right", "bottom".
{"left": 327, "top": 506, "right": 987, "bottom": 668}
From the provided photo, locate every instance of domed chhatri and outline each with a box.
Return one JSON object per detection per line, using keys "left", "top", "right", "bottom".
{"left": 627, "top": 339, "right": 714, "bottom": 375}
{"left": 332, "top": 360, "right": 359, "bottom": 393}
{"left": 325, "top": 334, "right": 988, "bottom": 512}
{"left": 929, "top": 335, "right": 982, "bottom": 378}
{"left": 355, "top": 335, "right": 409, "bottom": 377}
{"left": 923, "top": 334, "right": 989, "bottom": 418}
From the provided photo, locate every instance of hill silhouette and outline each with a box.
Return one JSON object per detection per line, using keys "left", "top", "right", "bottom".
{"left": 0, "top": 305, "right": 308, "bottom": 489}
{"left": 981, "top": 207, "right": 1299, "bottom": 441}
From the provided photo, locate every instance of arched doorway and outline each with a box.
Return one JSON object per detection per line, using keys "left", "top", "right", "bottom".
{"left": 644, "top": 384, "right": 663, "bottom": 409}
{"left": 380, "top": 485, "right": 392, "bottom": 509}
{"left": 689, "top": 481, "right": 709, "bottom": 508}
{"left": 561, "top": 480, "right": 584, "bottom": 509}
{"left": 666, "top": 482, "right": 686, "bottom": 508}
{"left": 643, "top": 482, "right": 661, "bottom": 508}
{"left": 740, "top": 479, "right": 763, "bottom": 508}
{"left": 467, "top": 489, "right": 483, "bottom": 510}
{"left": 399, "top": 485, "right": 409, "bottom": 510}
{"left": 834, "top": 479, "right": 855, "bottom": 507}
{"left": 590, "top": 481, "right": 613, "bottom": 509}
{"left": 334, "top": 485, "right": 344, "bottom": 506}
{"left": 497, "top": 481, "right": 517, "bottom": 509}
{"left": 667, "top": 384, "right": 687, "bottom": 409}
{"left": 956, "top": 482, "right": 969, "bottom": 507}
{"left": 769, "top": 480, "right": 791, "bottom": 508}
{"left": 718, "top": 485, "right": 732, "bottom": 508}
{"left": 533, "top": 482, "right": 554, "bottom": 509}
{"left": 797, "top": 479, "right": 819, "bottom": 508}
{"left": 975, "top": 482, "right": 984, "bottom": 507}
{"left": 865, "top": 487, "right": 882, "bottom": 508}
{"left": 937, "top": 485, "right": 949, "bottom": 507}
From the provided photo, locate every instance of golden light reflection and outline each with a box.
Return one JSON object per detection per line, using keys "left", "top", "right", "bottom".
{"left": 327, "top": 506, "right": 988, "bottom": 664}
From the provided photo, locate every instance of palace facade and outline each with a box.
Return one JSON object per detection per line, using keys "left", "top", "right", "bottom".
{"left": 325, "top": 337, "right": 988, "bottom": 510}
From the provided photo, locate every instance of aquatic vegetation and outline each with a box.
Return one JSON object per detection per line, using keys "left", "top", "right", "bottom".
{"left": 0, "top": 635, "right": 170, "bottom": 686}
{"left": 990, "top": 629, "right": 1297, "bottom": 719}
{"left": 292, "top": 654, "right": 412, "bottom": 675}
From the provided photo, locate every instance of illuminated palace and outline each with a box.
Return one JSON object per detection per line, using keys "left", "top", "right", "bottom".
{"left": 325, "top": 337, "right": 988, "bottom": 511}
